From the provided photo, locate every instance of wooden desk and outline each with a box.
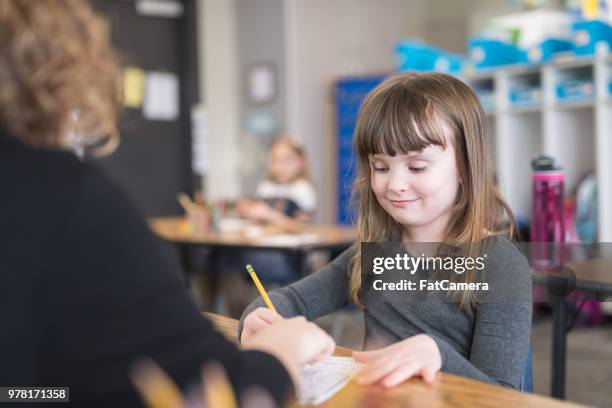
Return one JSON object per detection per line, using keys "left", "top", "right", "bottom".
{"left": 532, "top": 257, "right": 612, "bottom": 399}
{"left": 533, "top": 257, "right": 612, "bottom": 297}
{"left": 150, "top": 216, "right": 356, "bottom": 251}
{"left": 204, "top": 313, "right": 585, "bottom": 408}
{"left": 565, "top": 257, "right": 612, "bottom": 296}
{"left": 150, "top": 216, "right": 355, "bottom": 296}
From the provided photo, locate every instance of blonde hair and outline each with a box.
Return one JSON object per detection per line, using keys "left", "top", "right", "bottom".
{"left": 348, "top": 73, "right": 515, "bottom": 311}
{"left": 266, "top": 135, "right": 312, "bottom": 183}
{"left": 0, "top": 0, "right": 121, "bottom": 153}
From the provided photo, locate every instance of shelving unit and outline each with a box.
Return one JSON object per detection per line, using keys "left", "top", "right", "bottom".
{"left": 333, "top": 51, "right": 611, "bottom": 240}
{"left": 464, "top": 50, "right": 611, "bottom": 241}
{"left": 595, "top": 54, "right": 612, "bottom": 242}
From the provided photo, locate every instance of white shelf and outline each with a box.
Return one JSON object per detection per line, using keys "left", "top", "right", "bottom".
{"left": 506, "top": 105, "right": 543, "bottom": 114}
{"left": 503, "top": 64, "right": 542, "bottom": 75}
{"left": 552, "top": 99, "right": 596, "bottom": 110}
{"left": 551, "top": 55, "right": 596, "bottom": 69}
{"left": 464, "top": 54, "right": 611, "bottom": 242}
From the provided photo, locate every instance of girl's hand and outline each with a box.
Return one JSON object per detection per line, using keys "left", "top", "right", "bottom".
{"left": 240, "top": 307, "right": 283, "bottom": 344}
{"left": 352, "top": 334, "right": 441, "bottom": 388}
{"left": 251, "top": 202, "right": 277, "bottom": 222}
{"left": 237, "top": 200, "right": 276, "bottom": 222}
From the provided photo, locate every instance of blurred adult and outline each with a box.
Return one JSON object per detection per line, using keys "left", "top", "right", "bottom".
{"left": 0, "top": 1, "right": 334, "bottom": 406}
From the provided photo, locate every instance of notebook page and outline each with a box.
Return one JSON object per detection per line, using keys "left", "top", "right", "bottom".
{"left": 296, "top": 356, "right": 362, "bottom": 405}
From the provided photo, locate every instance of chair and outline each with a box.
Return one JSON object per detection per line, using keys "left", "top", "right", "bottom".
{"left": 520, "top": 345, "right": 533, "bottom": 393}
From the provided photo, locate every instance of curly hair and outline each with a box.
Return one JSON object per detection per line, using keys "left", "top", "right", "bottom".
{"left": 0, "top": 0, "right": 121, "bottom": 153}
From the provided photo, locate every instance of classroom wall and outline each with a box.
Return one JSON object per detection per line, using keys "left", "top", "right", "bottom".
{"left": 89, "top": 0, "right": 195, "bottom": 217}
{"left": 195, "top": 0, "right": 525, "bottom": 216}
{"left": 421, "top": 0, "right": 523, "bottom": 53}
{"left": 284, "top": 0, "right": 427, "bottom": 222}
{"left": 197, "top": 0, "right": 242, "bottom": 200}
{"left": 467, "top": 0, "right": 523, "bottom": 36}
{"left": 422, "top": 0, "right": 472, "bottom": 53}
{"left": 236, "top": 0, "right": 287, "bottom": 195}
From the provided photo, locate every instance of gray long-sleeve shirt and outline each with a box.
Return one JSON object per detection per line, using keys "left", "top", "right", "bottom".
{"left": 240, "top": 235, "right": 532, "bottom": 389}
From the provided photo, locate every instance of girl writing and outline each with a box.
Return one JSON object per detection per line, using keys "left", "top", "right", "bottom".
{"left": 240, "top": 72, "right": 532, "bottom": 389}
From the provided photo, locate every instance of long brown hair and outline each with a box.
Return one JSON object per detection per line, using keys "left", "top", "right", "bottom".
{"left": 0, "top": 0, "right": 121, "bottom": 153}
{"left": 349, "top": 72, "right": 515, "bottom": 311}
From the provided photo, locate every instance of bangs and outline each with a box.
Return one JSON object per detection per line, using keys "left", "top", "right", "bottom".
{"left": 355, "top": 84, "right": 448, "bottom": 158}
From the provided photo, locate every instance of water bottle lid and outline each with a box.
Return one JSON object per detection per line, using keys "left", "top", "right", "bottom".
{"left": 532, "top": 155, "right": 562, "bottom": 172}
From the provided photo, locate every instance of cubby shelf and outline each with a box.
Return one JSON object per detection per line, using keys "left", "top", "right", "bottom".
{"left": 464, "top": 50, "right": 612, "bottom": 241}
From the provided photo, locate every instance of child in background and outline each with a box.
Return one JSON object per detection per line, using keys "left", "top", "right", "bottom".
{"left": 240, "top": 73, "right": 532, "bottom": 390}
{"left": 219, "top": 137, "right": 317, "bottom": 316}
{"left": 237, "top": 136, "right": 316, "bottom": 230}
{"left": 234, "top": 136, "right": 317, "bottom": 285}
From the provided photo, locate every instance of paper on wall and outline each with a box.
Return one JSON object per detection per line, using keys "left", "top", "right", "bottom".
{"left": 191, "top": 105, "right": 208, "bottom": 176}
{"left": 123, "top": 67, "right": 146, "bottom": 108}
{"left": 143, "top": 71, "right": 179, "bottom": 121}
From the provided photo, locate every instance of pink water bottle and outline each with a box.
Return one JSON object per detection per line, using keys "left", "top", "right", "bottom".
{"left": 531, "top": 156, "right": 565, "bottom": 270}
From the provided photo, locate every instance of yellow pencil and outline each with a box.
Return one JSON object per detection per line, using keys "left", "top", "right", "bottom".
{"left": 177, "top": 192, "right": 196, "bottom": 213}
{"left": 245, "top": 264, "right": 277, "bottom": 313}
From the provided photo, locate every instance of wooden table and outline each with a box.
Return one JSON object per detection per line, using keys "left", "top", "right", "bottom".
{"left": 532, "top": 257, "right": 612, "bottom": 399}
{"left": 150, "top": 216, "right": 356, "bottom": 250}
{"left": 150, "top": 216, "right": 355, "bottom": 277}
{"left": 204, "top": 313, "right": 585, "bottom": 408}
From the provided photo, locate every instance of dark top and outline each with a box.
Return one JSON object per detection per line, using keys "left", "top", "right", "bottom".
{"left": 263, "top": 198, "right": 301, "bottom": 218}
{"left": 0, "top": 132, "right": 293, "bottom": 407}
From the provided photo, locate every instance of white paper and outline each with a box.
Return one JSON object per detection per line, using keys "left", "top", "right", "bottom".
{"left": 191, "top": 105, "right": 208, "bottom": 175}
{"left": 256, "top": 233, "right": 320, "bottom": 247}
{"left": 248, "top": 65, "right": 275, "bottom": 103}
{"left": 136, "top": 0, "right": 184, "bottom": 18}
{"left": 297, "top": 357, "right": 362, "bottom": 406}
{"left": 143, "top": 71, "right": 179, "bottom": 121}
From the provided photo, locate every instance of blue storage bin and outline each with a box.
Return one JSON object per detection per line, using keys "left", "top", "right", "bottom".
{"left": 527, "top": 39, "right": 573, "bottom": 63}
{"left": 609, "top": 81, "right": 612, "bottom": 97}
{"left": 395, "top": 41, "right": 463, "bottom": 74}
{"left": 572, "top": 20, "right": 612, "bottom": 55}
{"left": 468, "top": 38, "right": 528, "bottom": 69}
{"left": 555, "top": 79, "right": 595, "bottom": 101}
{"left": 510, "top": 85, "right": 542, "bottom": 106}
